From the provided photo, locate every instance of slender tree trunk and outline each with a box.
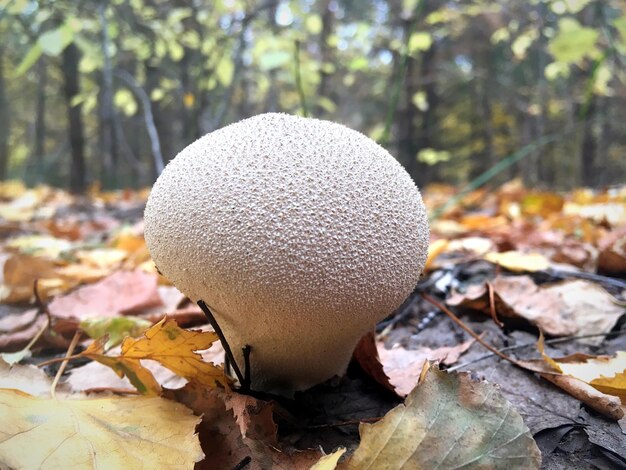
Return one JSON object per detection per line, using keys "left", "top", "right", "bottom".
{"left": 580, "top": 97, "right": 596, "bottom": 187}
{"left": 62, "top": 43, "right": 86, "bottom": 194}
{"left": 34, "top": 57, "right": 47, "bottom": 181}
{"left": 99, "top": 2, "right": 118, "bottom": 187}
{"left": 0, "top": 45, "right": 9, "bottom": 181}
{"left": 315, "top": 0, "right": 334, "bottom": 117}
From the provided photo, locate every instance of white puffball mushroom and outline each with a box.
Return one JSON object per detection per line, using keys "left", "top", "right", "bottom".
{"left": 144, "top": 113, "right": 429, "bottom": 395}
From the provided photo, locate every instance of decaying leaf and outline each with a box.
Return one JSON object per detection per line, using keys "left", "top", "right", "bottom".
{"left": 519, "top": 338, "right": 625, "bottom": 420}
{"left": 447, "top": 276, "right": 625, "bottom": 343}
{"left": 347, "top": 363, "right": 541, "bottom": 469}
{"left": 81, "top": 317, "right": 228, "bottom": 394}
{"left": 376, "top": 339, "right": 475, "bottom": 396}
{"left": 49, "top": 269, "right": 163, "bottom": 321}
{"left": 223, "top": 393, "right": 278, "bottom": 443}
{"left": 0, "top": 389, "right": 203, "bottom": 469}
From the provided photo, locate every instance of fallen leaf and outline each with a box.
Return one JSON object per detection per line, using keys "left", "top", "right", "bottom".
{"left": 48, "top": 269, "right": 163, "bottom": 321}
{"left": 81, "top": 318, "right": 229, "bottom": 394}
{"left": 223, "top": 393, "right": 278, "bottom": 443}
{"left": 352, "top": 332, "right": 396, "bottom": 394}
{"left": 0, "top": 389, "right": 203, "bottom": 468}
{"left": 0, "top": 358, "right": 68, "bottom": 396}
{"left": 310, "top": 448, "right": 346, "bottom": 470}
{"left": 519, "top": 339, "right": 625, "bottom": 421}
{"left": 598, "top": 227, "right": 626, "bottom": 275}
{"left": 0, "top": 253, "right": 72, "bottom": 303}
{"left": 447, "top": 276, "right": 625, "bottom": 342}
{"left": 67, "top": 358, "right": 187, "bottom": 393}
{"left": 376, "top": 339, "right": 475, "bottom": 396}
{"left": 484, "top": 250, "right": 551, "bottom": 272}
{"left": 347, "top": 364, "right": 541, "bottom": 469}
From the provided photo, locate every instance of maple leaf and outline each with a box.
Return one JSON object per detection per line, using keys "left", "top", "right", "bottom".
{"left": 81, "top": 318, "right": 229, "bottom": 394}
{"left": 0, "top": 389, "right": 203, "bottom": 469}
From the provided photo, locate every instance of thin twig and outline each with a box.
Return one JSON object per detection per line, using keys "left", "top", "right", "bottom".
{"left": 231, "top": 456, "right": 252, "bottom": 470}
{"left": 50, "top": 330, "right": 81, "bottom": 398}
{"left": 37, "top": 354, "right": 83, "bottom": 368}
{"left": 421, "top": 293, "right": 523, "bottom": 366}
{"left": 198, "top": 300, "right": 246, "bottom": 387}
{"left": 447, "top": 330, "right": 626, "bottom": 372}
{"left": 486, "top": 282, "right": 504, "bottom": 328}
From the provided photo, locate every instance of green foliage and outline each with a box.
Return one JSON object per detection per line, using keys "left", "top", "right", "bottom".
{"left": 1, "top": 0, "right": 625, "bottom": 190}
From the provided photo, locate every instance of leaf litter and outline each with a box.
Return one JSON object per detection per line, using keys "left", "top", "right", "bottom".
{"left": 0, "top": 181, "right": 625, "bottom": 468}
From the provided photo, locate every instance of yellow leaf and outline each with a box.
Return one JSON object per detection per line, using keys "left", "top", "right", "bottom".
{"left": 424, "top": 239, "right": 448, "bottom": 271}
{"left": 0, "top": 389, "right": 204, "bottom": 469}
{"left": 558, "top": 351, "right": 626, "bottom": 401}
{"left": 122, "top": 318, "right": 229, "bottom": 388}
{"left": 82, "top": 318, "right": 229, "bottom": 394}
{"left": 310, "top": 447, "right": 346, "bottom": 470}
{"left": 183, "top": 92, "right": 195, "bottom": 108}
{"left": 75, "top": 248, "right": 128, "bottom": 269}
{"left": 484, "top": 251, "right": 550, "bottom": 272}
{"left": 82, "top": 337, "right": 162, "bottom": 395}
{"left": 0, "top": 254, "right": 74, "bottom": 303}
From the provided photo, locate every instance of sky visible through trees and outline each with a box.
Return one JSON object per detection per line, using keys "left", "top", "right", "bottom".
{"left": 1, "top": 0, "right": 625, "bottom": 192}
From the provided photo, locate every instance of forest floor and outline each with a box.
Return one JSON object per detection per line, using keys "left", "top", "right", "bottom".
{"left": 0, "top": 180, "right": 625, "bottom": 469}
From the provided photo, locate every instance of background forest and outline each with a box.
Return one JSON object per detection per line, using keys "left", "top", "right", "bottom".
{"left": 1, "top": 0, "right": 625, "bottom": 193}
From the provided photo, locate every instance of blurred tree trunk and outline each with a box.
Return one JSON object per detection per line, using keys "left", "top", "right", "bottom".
{"left": 33, "top": 57, "right": 47, "bottom": 181}
{"left": 580, "top": 97, "right": 597, "bottom": 187}
{"left": 99, "top": 2, "right": 118, "bottom": 187}
{"left": 62, "top": 43, "right": 87, "bottom": 194}
{"left": 0, "top": 45, "right": 9, "bottom": 181}
{"left": 315, "top": 0, "right": 334, "bottom": 117}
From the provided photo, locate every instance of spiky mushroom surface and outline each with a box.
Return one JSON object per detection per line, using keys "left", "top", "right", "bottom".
{"left": 144, "top": 113, "right": 429, "bottom": 395}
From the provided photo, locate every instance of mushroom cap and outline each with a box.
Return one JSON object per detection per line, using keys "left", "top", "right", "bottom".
{"left": 144, "top": 113, "right": 429, "bottom": 394}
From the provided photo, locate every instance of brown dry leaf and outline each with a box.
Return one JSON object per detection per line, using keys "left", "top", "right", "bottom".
{"left": 347, "top": 363, "right": 541, "bottom": 469}
{"left": 0, "top": 253, "right": 72, "bottom": 303}
{"left": 0, "top": 389, "right": 203, "bottom": 469}
{"left": 376, "top": 339, "right": 475, "bottom": 396}
{"left": 598, "top": 226, "right": 626, "bottom": 275}
{"left": 82, "top": 318, "right": 229, "bottom": 394}
{"left": 48, "top": 269, "right": 163, "bottom": 321}
{"left": 447, "top": 276, "right": 625, "bottom": 342}
{"left": 223, "top": 393, "right": 278, "bottom": 443}
{"left": 353, "top": 332, "right": 396, "bottom": 394}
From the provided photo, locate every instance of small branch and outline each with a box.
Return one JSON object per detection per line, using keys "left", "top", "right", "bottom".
{"left": 37, "top": 354, "right": 82, "bottom": 368}
{"left": 197, "top": 300, "right": 246, "bottom": 387}
{"left": 422, "top": 293, "right": 522, "bottom": 366}
{"left": 231, "top": 456, "right": 252, "bottom": 470}
{"left": 486, "top": 282, "right": 504, "bottom": 328}
{"left": 447, "top": 330, "right": 626, "bottom": 372}
{"left": 50, "top": 330, "right": 81, "bottom": 398}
